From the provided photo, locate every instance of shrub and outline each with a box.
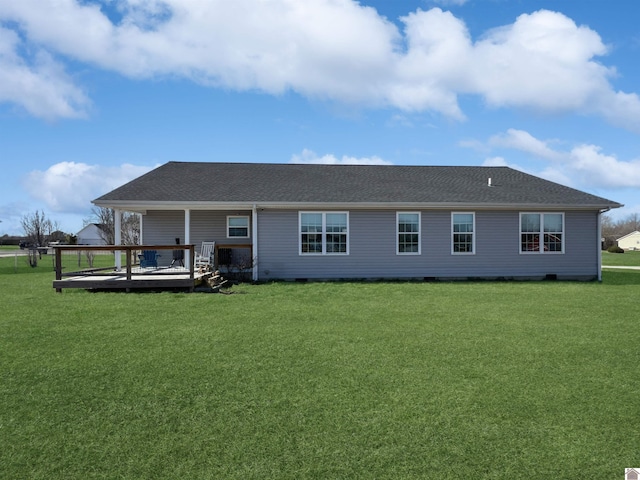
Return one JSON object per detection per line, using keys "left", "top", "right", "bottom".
{"left": 607, "top": 245, "right": 625, "bottom": 253}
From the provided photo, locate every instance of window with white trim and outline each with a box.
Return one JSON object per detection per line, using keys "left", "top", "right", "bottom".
{"left": 300, "top": 212, "right": 348, "bottom": 255}
{"left": 520, "top": 213, "right": 564, "bottom": 253}
{"left": 397, "top": 212, "right": 421, "bottom": 254}
{"left": 452, "top": 212, "right": 475, "bottom": 254}
{"left": 227, "top": 216, "right": 250, "bottom": 238}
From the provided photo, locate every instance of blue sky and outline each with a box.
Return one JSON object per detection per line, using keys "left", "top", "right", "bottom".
{"left": 1, "top": 0, "right": 639, "bottom": 236}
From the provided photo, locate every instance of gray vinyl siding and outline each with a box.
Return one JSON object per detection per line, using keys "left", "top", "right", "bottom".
{"left": 257, "top": 209, "right": 600, "bottom": 281}
{"left": 142, "top": 210, "right": 252, "bottom": 266}
{"left": 141, "top": 208, "right": 599, "bottom": 279}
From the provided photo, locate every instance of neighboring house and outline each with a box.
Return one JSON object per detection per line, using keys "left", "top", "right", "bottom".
{"left": 93, "top": 162, "right": 622, "bottom": 281}
{"left": 77, "top": 223, "right": 108, "bottom": 245}
{"left": 617, "top": 230, "right": 640, "bottom": 251}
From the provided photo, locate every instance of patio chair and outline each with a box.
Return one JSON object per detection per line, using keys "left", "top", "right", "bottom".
{"left": 138, "top": 250, "right": 160, "bottom": 268}
{"left": 194, "top": 241, "right": 215, "bottom": 268}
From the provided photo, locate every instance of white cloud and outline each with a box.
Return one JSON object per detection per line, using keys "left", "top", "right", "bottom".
{"left": 22, "top": 162, "right": 155, "bottom": 213}
{"left": 0, "top": 2, "right": 639, "bottom": 130}
{"left": 568, "top": 144, "right": 640, "bottom": 188}
{"left": 0, "top": 26, "right": 89, "bottom": 119}
{"left": 488, "top": 129, "right": 563, "bottom": 161}
{"left": 482, "top": 156, "right": 509, "bottom": 167}
{"left": 480, "top": 129, "right": 640, "bottom": 189}
{"left": 290, "top": 148, "right": 392, "bottom": 165}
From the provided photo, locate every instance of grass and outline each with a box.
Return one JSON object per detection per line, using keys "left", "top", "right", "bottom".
{"left": 602, "top": 249, "right": 640, "bottom": 266}
{"left": 1, "top": 257, "right": 639, "bottom": 479}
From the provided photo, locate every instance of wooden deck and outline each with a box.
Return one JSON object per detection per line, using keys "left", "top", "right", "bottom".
{"left": 52, "top": 244, "right": 205, "bottom": 292}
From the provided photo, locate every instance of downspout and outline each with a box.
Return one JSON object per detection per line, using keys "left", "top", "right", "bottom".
{"left": 252, "top": 204, "right": 258, "bottom": 282}
{"left": 115, "top": 208, "right": 122, "bottom": 271}
{"left": 597, "top": 208, "right": 610, "bottom": 282}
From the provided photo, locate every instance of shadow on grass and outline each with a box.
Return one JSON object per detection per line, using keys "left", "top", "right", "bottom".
{"left": 601, "top": 270, "right": 640, "bottom": 285}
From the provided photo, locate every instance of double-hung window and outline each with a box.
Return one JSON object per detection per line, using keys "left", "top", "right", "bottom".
{"left": 520, "top": 213, "right": 564, "bottom": 253}
{"left": 452, "top": 212, "right": 475, "bottom": 254}
{"left": 397, "top": 212, "right": 421, "bottom": 254}
{"left": 300, "top": 212, "right": 348, "bottom": 255}
{"left": 227, "top": 216, "right": 250, "bottom": 238}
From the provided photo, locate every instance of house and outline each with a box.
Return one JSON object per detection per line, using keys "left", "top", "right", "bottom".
{"left": 93, "top": 162, "right": 622, "bottom": 282}
{"left": 616, "top": 230, "right": 640, "bottom": 251}
{"left": 76, "top": 223, "right": 108, "bottom": 245}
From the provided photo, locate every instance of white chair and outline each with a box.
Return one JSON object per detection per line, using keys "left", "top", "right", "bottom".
{"left": 194, "top": 241, "right": 215, "bottom": 268}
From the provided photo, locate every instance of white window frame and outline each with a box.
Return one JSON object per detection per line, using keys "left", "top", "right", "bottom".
{"left": 519, "top": 212, "right": 565, "bottom": 254}
{"left": 227, "top": 215, "right": 250, "bottom": 238}
{"left": 299, "top": 212, "right": 349, "bottom": 255}
{"left": 396, "top": 212, "right": 421, "bottom": 255}
{"left": 451, "top": 212, "right": 475, "bottom": 255}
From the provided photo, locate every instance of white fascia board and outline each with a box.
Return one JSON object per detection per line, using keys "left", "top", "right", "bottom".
{"left": 93, "top": 200, "right": 622, "bottom": 212}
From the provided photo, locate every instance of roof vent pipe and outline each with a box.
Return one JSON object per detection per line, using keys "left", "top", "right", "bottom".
{"left": 488, "top": 177, "right": 492, "bottom": 187}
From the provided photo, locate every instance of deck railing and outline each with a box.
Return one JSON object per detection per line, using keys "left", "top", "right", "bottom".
{"left": 52, "top": 244, "right": 196, "bottom": 292}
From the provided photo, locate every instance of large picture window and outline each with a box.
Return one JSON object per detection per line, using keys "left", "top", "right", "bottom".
{"left": 227, "top": 216, "right": 250, "bottom": 238}
{"left": 300, "top": 212, "right": 348, "bottom": 255}
{"left": 520, "top": 213, "right": 564, "bottom": 253}
{"left": 452, "top": 212, "right": 475, "bottom": 254}
{"left": 397, "top": 212, "right": 421, "bottom": 254}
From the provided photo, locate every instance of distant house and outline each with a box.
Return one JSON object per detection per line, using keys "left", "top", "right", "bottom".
{"left": 77, "top": 223, "right": 108, "bottom": 245}
{"left": 93, "top": 162, "right": 622, "bottom": 281}
{"left": 617, "top": 230, "right": 640, "bottom": 251}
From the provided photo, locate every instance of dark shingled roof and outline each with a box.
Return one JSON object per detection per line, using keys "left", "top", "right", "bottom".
{"left": 94, "top": 161, "right": 622, "bottom": 208}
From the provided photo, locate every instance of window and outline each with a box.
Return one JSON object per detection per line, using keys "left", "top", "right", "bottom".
{"left": 300, "top": 212, "right": 348, "bottom": 255}
{"left": 520, "top": 213, "right": 564, "bottom": 253}
{"left": 452, "top": 212, "right": 475, "bottom": 254}
{"left": 397, "top": 212, "right": 420, "bottom": 254}
{"left": 227, "top": 216, "right": 249, "bottom": 238}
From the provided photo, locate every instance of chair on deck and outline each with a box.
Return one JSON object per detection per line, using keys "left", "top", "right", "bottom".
{"left": 138, "top": 250, "right": 160, "bottom": 268}
{"left": 194, "top": 241, "right": 215, "bottom": 268}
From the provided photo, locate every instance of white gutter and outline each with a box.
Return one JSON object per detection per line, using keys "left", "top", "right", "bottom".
{"left": 94, "top": 200, "right": 622, "bottom": 212}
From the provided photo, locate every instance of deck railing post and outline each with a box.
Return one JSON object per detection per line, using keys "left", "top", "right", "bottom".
{"left": 54, "top": 246, "right": 62, "bottom": 293}
{"left": 125, "top": 246, "right": 132, "bottom": 280}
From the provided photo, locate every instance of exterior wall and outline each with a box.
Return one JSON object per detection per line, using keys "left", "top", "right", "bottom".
{"left": 618, "top": 232, "right": 640, "bottom": 250}
{"left": 77, "top": 225, "right": 107, "bottom": 245}
{"left": 257, "top": 209, "right": 600, "bottom": 281}
{"left": 142, "top": 210, "right": 253, "bottom": 266}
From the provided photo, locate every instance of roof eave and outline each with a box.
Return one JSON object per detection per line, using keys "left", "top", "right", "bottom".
{"left": 92, "top": 199, "right": 624, "bottom": 211}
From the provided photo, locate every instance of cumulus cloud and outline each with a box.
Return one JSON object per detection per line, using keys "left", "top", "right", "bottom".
{"left": 22, "top": 162, "right": 155, "bottom": 213}
{"left": 0, "top": 26, "right": 89, "bottom": 119}
{"left": 290, "top": 148, "right": 392, "bottom": 165}
{"left": 488, "top": 129, "right": 564, "bottom": 161}
{"left": 0, "top": 2, "right": 639, "bottom": 130}
{"left": 478, "top": 129, "right": 640, "bottom": 189}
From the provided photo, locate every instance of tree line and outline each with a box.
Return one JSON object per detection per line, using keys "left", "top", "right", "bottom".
{"left": 601, "top": 212, "right": 640, "bottom": 249}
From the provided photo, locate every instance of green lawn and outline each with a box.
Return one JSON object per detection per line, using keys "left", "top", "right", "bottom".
{"left": 602, "top": 249, "right": 640, "bottom": 266}
{"left": 1, "top": 257, "right": 639, "bottom": 479}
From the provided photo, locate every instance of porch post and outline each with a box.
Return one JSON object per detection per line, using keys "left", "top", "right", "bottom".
{"left": 184, "top": 209, "right": 191, "bottom": 267}
{"left": 252, "top": 204, "right": 258, "bottom": 282}
{"left": 115, "top": 208, "right": 122, "bottom": 271}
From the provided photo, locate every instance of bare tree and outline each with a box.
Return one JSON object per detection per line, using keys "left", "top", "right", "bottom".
{"left": 88, "top": 207, "right": 140, "bottom": 245}
{"left": 21, "top": 210, "right": 59, "bottom": 247}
